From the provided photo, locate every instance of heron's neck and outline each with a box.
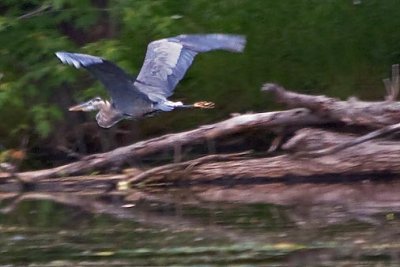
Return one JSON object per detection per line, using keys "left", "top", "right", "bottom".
{"left": 95, "top": 100, "right": 124, "bottom": 128}
{"left": 98, "top": 100, "right": 112, "bottom": 111}
{"left": 97, "top": 100, "right": 116, "bottom": 116}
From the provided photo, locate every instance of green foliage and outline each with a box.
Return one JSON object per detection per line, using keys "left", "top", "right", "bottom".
{"left": 0, "top": 0, "right": 400, "bottom": 155}
{"left": 31, "top": 104, "right": 62, "bottom": 138}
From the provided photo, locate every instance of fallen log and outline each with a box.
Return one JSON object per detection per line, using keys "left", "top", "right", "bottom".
{"left": 15, "top": 108, "right": 325, "bottom": 181}
{"left": 192, "top": 129, "right": 400, "bottom": 178}
{"left": 125, "top": 128, "right": 400, "bottom": 184}
{"left": 287, "top": 123, "right": 400, "bottom": 157}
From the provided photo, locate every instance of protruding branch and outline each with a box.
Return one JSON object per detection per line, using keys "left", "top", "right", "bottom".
{"left": 384, "top": 64, "right": 400, "bottom": 101}
{"left": 296, "top": 123, "right": 400, "bottom": 157}
{"left": 127, "top": 151, "right": 251, "bottom": 185}
{"left": 263, "top": 83, "right": 400, "bottom": 127}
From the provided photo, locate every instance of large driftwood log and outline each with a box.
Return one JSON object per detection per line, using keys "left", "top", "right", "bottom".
{"left": 126, "top": 128, "right": 400, "bottom": 184}
{"left": 263, "top": 83, "right": 400, "bottom": 127}
{"left": 287, "top": 122, "right": 400, "bottom": 157}
{"left": 193, "top": 129, "right": 400, "bottom": 177}
{"left": 15, "top": 108, "right": 325, "bottom": 181}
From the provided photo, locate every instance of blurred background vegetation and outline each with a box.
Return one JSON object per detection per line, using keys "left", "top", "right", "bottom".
{"left": 0, "top": 0, "right": 400, "bottom": 168}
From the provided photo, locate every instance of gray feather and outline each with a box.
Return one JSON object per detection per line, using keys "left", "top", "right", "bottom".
{"left": 55, "top": 52, "right": 103, "bottom": 68}
{"left": 55, "top": 51, "right": 151, "bottom": 115}
{"left": 172, "top": 34, "right": 246, "bottom": 53}
{"left": 134, "top": 34, "right": 246, "bottom": 102}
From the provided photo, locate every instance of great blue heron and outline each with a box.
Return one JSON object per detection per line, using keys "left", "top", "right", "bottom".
{"left": 56, "top": 34, "right": 246, "bottom": 128}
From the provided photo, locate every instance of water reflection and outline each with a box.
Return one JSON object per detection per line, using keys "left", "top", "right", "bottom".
{"left": 1, "top": 178, "right": 400, "bottom": 266}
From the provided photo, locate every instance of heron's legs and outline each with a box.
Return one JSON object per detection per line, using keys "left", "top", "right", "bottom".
{"left": 157, "top": 100, "right": 215, "bottom": 111}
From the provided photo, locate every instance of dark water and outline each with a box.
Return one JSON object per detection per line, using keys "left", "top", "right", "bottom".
{"left": 1, "top": 182, "right": 400, "bottom": 266}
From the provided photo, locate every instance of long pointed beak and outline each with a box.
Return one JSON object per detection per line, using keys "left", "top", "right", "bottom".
{"left": 68, "top": 101, "right": 93, "bottom": 112}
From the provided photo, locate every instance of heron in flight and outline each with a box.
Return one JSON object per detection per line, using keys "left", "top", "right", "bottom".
{"left": 56, "top": 34, "right": 246, "bottom": 128}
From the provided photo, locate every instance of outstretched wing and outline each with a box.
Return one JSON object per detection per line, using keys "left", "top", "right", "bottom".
{"left": 55, "top": 52, "right": 150, "bottom": 114}
{"left": 134, "top": 34, "right": 246, "bottom": 102}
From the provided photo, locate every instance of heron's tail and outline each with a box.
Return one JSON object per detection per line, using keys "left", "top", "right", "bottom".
{"left": 193, "top": 101, "right": 215, "bottom": 109}
{"left": 173, "top": 34, "right": 246, "bottom": 53}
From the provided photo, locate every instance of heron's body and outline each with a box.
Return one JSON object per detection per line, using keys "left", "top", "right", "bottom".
{"left": 56, "top": 34, "right": 246, "bottom": 128}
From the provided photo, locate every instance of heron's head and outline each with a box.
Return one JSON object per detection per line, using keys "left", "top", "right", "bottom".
{"left": 69, "top": 97, "right": 106, "bottom": 112}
